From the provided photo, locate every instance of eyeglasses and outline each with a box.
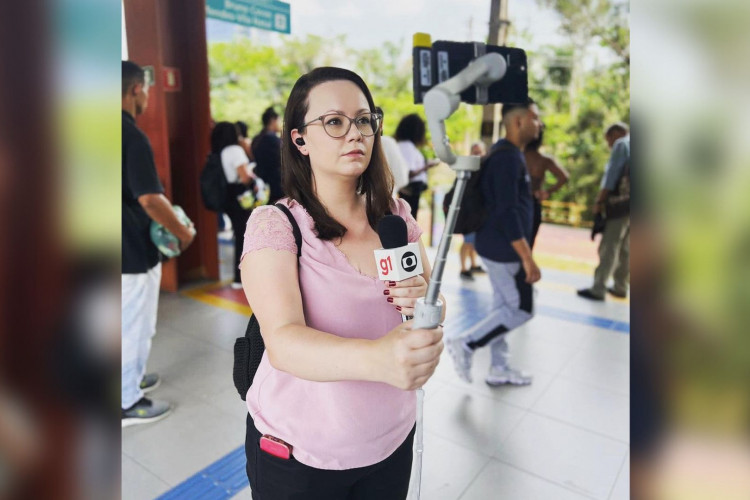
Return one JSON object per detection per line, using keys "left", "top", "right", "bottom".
{"left": 301, "top": 112, "right": 383, "bottom": 138}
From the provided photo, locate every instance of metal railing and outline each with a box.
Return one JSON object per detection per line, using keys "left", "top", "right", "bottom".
{"left": 540, "top": 200, "right": 592, "bottom": 228}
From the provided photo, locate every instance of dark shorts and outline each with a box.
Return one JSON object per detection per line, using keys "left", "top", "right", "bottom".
{"left": 245, "top": 415, "right": 415, "bottom": 500}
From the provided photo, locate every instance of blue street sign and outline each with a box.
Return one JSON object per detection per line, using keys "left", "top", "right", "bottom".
{"left": 206, "top": 0, "right": 290, "bottom": 34}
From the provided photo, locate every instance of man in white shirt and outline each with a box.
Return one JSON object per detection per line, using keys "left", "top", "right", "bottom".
{"left": 375, "top": 107, "right": 409, "bottom": 197}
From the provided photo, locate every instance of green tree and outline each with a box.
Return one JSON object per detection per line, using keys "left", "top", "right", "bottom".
{"left": 527, "top": 0, "right": 630, "bottom": 218}
{"left": 207, "top": 3, "right": 630, "bottom": 224}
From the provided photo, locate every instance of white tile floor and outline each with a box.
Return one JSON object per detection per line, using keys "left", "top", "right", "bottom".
{"left": 122, "top": 239, "right": 630, "bottom": 500}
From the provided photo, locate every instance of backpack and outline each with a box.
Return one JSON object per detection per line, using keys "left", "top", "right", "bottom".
{"left": 233, "top": 203, "right": 301, "bottom": 400}
{"left": 605, "top": 158, "right": 630, "bottom": 219}
{"left": 200, "top": 153, "right": 228, "bottom": 212}
{"left": 442, "top": 143, "right": 513, "bottom": 234}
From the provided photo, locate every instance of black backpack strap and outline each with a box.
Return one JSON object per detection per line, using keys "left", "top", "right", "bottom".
{"left": 274, "top": 203, "right": 302, "bottom": 258}
{"left": 234, "top": 202, "right": 303, "bottom": 401}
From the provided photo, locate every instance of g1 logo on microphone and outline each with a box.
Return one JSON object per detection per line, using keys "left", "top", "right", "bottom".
{"left": 379, "top": 255, "right": 393, "bottom": 276}
{"left": 401, "top": 251, "right": 418, "bottom": 272}
{"left": 373, "top": 243, "right": 423, "bottom": 281}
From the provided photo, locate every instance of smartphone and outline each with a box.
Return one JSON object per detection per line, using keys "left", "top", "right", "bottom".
{"left": 428, "top": 40, "right": 528, "bottom": 104}
{"left": 260, "top": 434, "right": 293, "bottom": 460}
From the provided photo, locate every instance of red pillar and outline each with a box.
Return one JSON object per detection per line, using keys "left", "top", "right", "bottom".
{"left": 124, "top": 0, "right": 218, "bottom": 291}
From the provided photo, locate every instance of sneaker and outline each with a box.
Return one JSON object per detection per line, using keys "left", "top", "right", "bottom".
{"left": 122, "top": 398, "right": 172, "bottom": 427}
{"left": 485, "top": 366, "right": 533, "bottom": 386}
{"left": 577, "top": 288, "right": 604, "bottom": 301}
{"left": 139, "top": 373, "right": 161, "bottom": 394}
{"left": 607, "top": 287, "right": 627, "bottom": 298}
{"left": 231, "top": 281, "right": 243, "bottom": 290}
{"left": 470, "top": 266, "right": 486, "bottom": 274}
{"left": 459, "top": 270, "right": 474, "bottom": 281}
{"left": 447, "top": 337, "right": 473, "bottom": 383}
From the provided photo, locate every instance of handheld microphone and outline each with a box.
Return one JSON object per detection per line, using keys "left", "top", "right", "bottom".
{"left": 375, "top": 215, "right": 423, "bottom": 282}
{"left": 375, "top": 215, "right": 424, "bottom": 322}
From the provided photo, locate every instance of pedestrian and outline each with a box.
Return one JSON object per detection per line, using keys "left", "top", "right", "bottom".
{"left": 121, "top": 60, "right": 195, "bottom": 426}
{"left": 523, "top": 124, "right": 569, "bottom": 248}
{"left": 459, "top": 142, "right": 488, "bottom": 280}
{"left": 395, "top": 114, "right": 440, "bottom": 219}
{"left": 212, "top": 121, "right": 255, "bottom": 289}
{"left": 236, "top": 120, "right": 255, "bottom": 161}
{"left": 447, "top": 99, "right": 542, "bottom": 386}
{"left": 577, "top": 122, "right": 630, "bottom": 301}
{"left": 375, "top": 106, "right": 409, "bottom": 197}
{"left": 251, "top": 107, "right": 283, "bottom": 204}
{"left": 239, "top": 67, "right": 444, "bottom": 499}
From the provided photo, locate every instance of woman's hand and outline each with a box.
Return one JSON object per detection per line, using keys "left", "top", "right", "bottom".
{"left": 373, "top": 321, "right": 443, "bottom": 390}
{"left": 383, "top": 275, "right": 427, "bottom": 316}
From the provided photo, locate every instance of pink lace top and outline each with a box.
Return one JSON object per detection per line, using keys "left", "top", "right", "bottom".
{"left": 240, "top": 197, "right": 423, "bottom": 470}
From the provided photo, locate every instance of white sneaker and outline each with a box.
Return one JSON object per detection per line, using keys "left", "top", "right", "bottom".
{"left": 485, "top": 366, "right": 533, "bottom": 386}
{"left": 230, "top": 282, "right": 243, "bottom": 290}
{"left": 447, "top": 337, "right": 474, "bottom": 383}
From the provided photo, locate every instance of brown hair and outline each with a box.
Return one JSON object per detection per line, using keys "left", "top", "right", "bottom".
{"left": 282, "top": 67, "right": 394, "bottom": 241}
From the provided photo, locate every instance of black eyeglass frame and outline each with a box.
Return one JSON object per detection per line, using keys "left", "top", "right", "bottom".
{"left": 300, "top": 111, "right": 384, "bottom": 138}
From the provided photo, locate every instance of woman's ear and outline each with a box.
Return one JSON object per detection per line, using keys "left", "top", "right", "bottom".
{"left": 290, "top": 129, "right": 308, "bottom": 156}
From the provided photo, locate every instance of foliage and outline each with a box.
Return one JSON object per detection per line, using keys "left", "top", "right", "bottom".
{"left": 526, "top": 0, "right": 630, "bottom": 218}
{"left": 208, "top": 0, "right": 629, "bottom": 221}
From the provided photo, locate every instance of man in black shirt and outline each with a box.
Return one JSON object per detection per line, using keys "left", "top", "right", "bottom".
{"left": 121, "top": 61, "right": 195, "bottom": 426}
{"left": 251, "top": 107, "right": 283, "bottom": 203}
{"left": 447, "top": 99, "right": 542, "bottom": 387}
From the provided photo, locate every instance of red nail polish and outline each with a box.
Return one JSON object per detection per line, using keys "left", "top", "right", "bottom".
{"left": 389, "top": 281, "right": 397, "bottom": 287}
{"left": 396, "top": 306, "right": 402, "bottom": 311}
{"left": 387, "top": 297, "right": 393, "bottom": 303}
{"left": 383, "top": 289, "right": 390, "bottom": 295}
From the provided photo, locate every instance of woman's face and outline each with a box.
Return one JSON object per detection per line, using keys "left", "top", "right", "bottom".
{"left": 292, "top": 80, "right": 374, "bottom": 185}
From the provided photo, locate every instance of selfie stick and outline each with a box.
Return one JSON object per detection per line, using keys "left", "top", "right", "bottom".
{"left": 408, "top": 52, "right": 507, "bottom": 500}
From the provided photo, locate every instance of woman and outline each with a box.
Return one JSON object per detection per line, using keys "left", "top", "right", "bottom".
{"left": 394, "top": 113, "right": 439, "bottom": 219}
{"left": 239, "top": 67, "right": 445, "bottom": 499}
{"left": 211, "top": 121, "right": 255, "bottom": 288}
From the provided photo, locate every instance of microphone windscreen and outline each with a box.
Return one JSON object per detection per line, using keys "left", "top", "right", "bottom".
{"left": 377, "top": 215, "right": 408, "bottom": 249}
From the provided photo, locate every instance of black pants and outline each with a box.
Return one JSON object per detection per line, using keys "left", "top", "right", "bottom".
{"left": 245, "top": 415, "right": 414, "bottom": 500}
{"left": 224, "top": 194, "right": 252, "bottom": 283}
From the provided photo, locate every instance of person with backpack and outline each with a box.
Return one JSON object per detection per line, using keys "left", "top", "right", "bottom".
{"left": 395, "top": 113, "right": 440, "bottom": 219}
{"left": 577, "top": 122, "right": 630, "bottom": 301}
{"left": 457, "top": 142, "right": 488, "bottom": 281}
{"left": 447, "top": 99, "right": 542, "bottom": 387}
{"left": 238, "top": 67, "right": 444, "bottom": 499}
{"left": 211, "top": 121, "right": 255, "bottom": 288}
